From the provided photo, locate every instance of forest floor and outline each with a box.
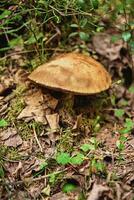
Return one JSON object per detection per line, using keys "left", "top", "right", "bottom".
{"left": 0, "top": 33, "right": 134, "bottom": 200}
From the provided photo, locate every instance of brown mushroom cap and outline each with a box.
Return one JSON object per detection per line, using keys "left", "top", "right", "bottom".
{"left": 28, "top": 53, "right": 111, "bottom": 95}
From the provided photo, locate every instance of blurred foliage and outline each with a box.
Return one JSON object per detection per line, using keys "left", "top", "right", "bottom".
{"left": 0, "top": 0, "right": 134, "bottom": 66}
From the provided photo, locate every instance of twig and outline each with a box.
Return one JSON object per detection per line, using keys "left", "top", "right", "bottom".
{"left": 0, "top": 48, "right": 66, "bottom": 61}
{"left": 45, "top": 21, "right": 61, "bottom": 45}
{"left": 32, "top": 125, "right": 43, "bottom": 153}
{"left": 0, "top": 168, "right": 68, "bottom": 186}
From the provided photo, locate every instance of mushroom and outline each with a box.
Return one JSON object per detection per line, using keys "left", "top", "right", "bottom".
{"left": 28, "top": 53, "right": 111, "bottom": 107}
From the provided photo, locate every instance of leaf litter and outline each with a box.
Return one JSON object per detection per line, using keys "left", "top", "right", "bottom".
{"left": 0, "top": 128, "right": 22, "bottom": 147}
{"left": 1, "top": 35, "right": 134, "bottom": 200}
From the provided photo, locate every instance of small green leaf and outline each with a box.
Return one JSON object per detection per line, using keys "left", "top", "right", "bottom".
{"left": 0, "top": 10, "right": 11, "bottom": 20}
{"left": 40, "top": 161, "right": 48, "bottom": 170}
{"left": 69, "top": 32, "right": 78, "bottom": 38}
{"left": 129, "top": 40, "right": 134, "bottom": 50}
{"left": 9, "top": 36, "right": 23, "bottom": 48}
{"left": 120, "top": 135, "right": 127, "bottom": 142}
{"left": 122, "top": 32, "right": 131, "bottom": 42}
{"left": 62, "top": 182, "right": 77, "bottom": 193}
{"left": 80, "top": 18, "right": 88, "bottom": 28}
{"left": 110, "top": 95, "right": 116, "bottom": 106}
{"left": 77, "top": 0, "right": 85, "bottom": 8}
{"left": 119, "top": 128, "right": 131, "bottom": 134}
{"left": 80, "top": 143, "right": 95, "bottom": 152}
{"left": 116, "top": 140, "right": 125, "bottom": 151}
{"left": 70, "top": 153, "right": 85, "bottom": 165}
{"left": 70, "top": 24, "right": 79, "bottom": 28}
{"left": 96, "top": 161, "right": 105, "bottom": 172}
{"left": 0, "top": 119, "right": 8, "bottom": 127}
{"left": 90, "top": 0, "right": 99, "bottom": 9}
{"left": 119, "top": 100, "right": 128, "bottom": 106}
{"left": 25, "top": 32, "right": 43, "bottom": 45}
{"left": 0, "top": 166, "right": 4, "bottom": 178}
{"left": 124, "top": 118, "right": 134, "bottom": 129}
{"left": 79, "top": 32, "right": 89, "bottom": 41}
{"left": 89, "top": 137, "right": 97, "bottom": 144}
{"left": 41, "top": 185, "right": 50, "bottom": 196}
{"left": 111, "top": 35, "right": 121, "bottom": 43}
{"left": 114, "top": 109, "right": 125, "bottom": 118}
{"left": 128, "top": 86, "right": 134, "bottom": 93}
{"left": 49, "top": 173, "right": 56, "bottom": 184}
{"left": 56, "top": 152, "right": 70, "bottom": 165}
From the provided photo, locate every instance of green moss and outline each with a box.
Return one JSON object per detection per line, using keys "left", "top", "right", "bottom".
{"left": 6, "top": 147, "right": 22, "bottom": 160}
{"left": 57, "top": 129, "right": 73, "bottom": 152}
{"left": 0, "top": 145, "right": 22, "bottom": 160}
{"left": 7, "top": 98, "right": 25, "bottom": 122}
{"left": 18, "top": 121, "right": 44, "bottom": 140}
{"left": 7, "top": 86, "right": 26, "bottom": 122}
{"left": 81, "top": 117, "right": 92, "bottom": 127}
{"left": 17, "top": 122, "right": 32, "bottom": 140}
{"left": 0, "top": 145, "right": 8, "bottom": 159}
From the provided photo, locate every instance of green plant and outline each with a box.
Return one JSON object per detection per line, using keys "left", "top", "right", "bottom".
{"left": 0, "top": 119, "right": 8, "bottom": 127}
{"left": 56, "top": 152, "right": 71, "bottom": 165}
{"left": 90, "top": 158, "right": 106, "bottom": 174}
{"left": 62, "top": 182, "right": 78, "bottom": 193}
{"left": 114, "top": 109, "right": 125, "bottom": 118}
{"left": 33, "top": 160, "right": 48, "bottom": 177}
{"left": 128, "top": 85, "right": 134, "bottom": 93}
{"left": 80, "top": 137, "right": 99, "bottom": 152}
{"left": 116, "top": 118, "right": 134, "bottom": 152}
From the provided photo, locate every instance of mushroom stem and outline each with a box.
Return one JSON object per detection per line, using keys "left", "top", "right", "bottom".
{"left": 63, "top": 93, "right": 75, "bottom": 114}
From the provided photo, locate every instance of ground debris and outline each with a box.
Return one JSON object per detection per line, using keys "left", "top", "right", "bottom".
{"left": 92, "top": 33, "right": 124, "bottom": 61}
{"left": 0, "top": 128, "right": 22, "bottom": 147}
{"left": 46, "top": 113, "right": 59, "bottom": 131}
{"left": 17, "top": 90, "right": 47, "bottom": 124}
{"left": 87, "top": 183, "right": 109, "bottom": 200}
{"left": 50, "top": 191, "right": 79, "bottom": 200}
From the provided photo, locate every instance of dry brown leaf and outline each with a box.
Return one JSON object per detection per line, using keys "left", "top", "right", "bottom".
{"left": 0, "top": 84, "right": 5, "bottom": 95}
{"left": 87, "top": 183, "right": 109, "bottom": 200}
{"left": 50, "top": 192, "right": 69, "bottom": 200}
{"left": 12, "top": 161, "right": 23, "bottom": 177}
{"left": 50, "top": 192, "right": 79, "bottom": 200}
{"left": 28, "top": 181, "right": 45, "bottom": 199}
{"left": 72, "top": 115, "right": 82, "bottom": 131}
{"left": 127, "top": 139, "right": 134, "bottom": 148}
{"left": 18, "top": 90, "right": 47, "bottom": 124}
{"left": 0, "top": 128, "right": 22, "bottom": 147}
{"left": 18, "top": 140, "right": 32, "bottom": 156}
{"left": 44, "top": 93, "right": 58, "bottom": 110}
{"left": 92, "top": 33, "right": 123, "bottom": 61}
{"left": 14, "top": 69, "right": 29, "bottom": 85}
{"left": 46, "top": 113, "right": 59, "bottom": 130}
{"left": 21, "top": 157, "right": 36, "bottom": 178}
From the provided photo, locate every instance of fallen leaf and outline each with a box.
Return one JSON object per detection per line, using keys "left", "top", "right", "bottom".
{"left": 14, "top": 69, "right": 29, "bottom": 85}
{"left": 92, "top": 33, "right": 123, "bottom": 61}
{"left": 12, "top": 161, "right": 22, "bottom": 177}
{"left": 0, "top": 84, "right": 6, "bottom": 95}
{"left": 87, "top": 183, "right": 109, "bottom": 200}
{"left": 72, "top": 115, "right": 82, "bottom": 130}
{"left": 44, "top": 93, "right": 58, "bottom": 110}
{"left": 127, "top": 138, "right": 134, "bottom": 148}
{"left": 46, "top": 113, "right": 59, "bottom": 131}
{"left": 0, "top": 128, "right": 22, "bottom": 147}
{"left": 41, "top": 184, "right": 51, "bottom": 196}
{"left": 28, "top": 181, "right": 45, "bottom": 199}
{"left": 50, "top": 191, "right": 79, "bottom": 200}
{"left": 18, "top": 90, "right": 47, "bottom": 124}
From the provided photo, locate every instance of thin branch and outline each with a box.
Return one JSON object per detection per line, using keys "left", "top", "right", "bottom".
{"left": 32, "top": 125, "right": 43, "bottom": 153}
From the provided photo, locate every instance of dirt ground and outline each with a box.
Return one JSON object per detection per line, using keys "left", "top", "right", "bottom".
{"left": 0, "top": 33, "right": 134, "bottom": 200}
